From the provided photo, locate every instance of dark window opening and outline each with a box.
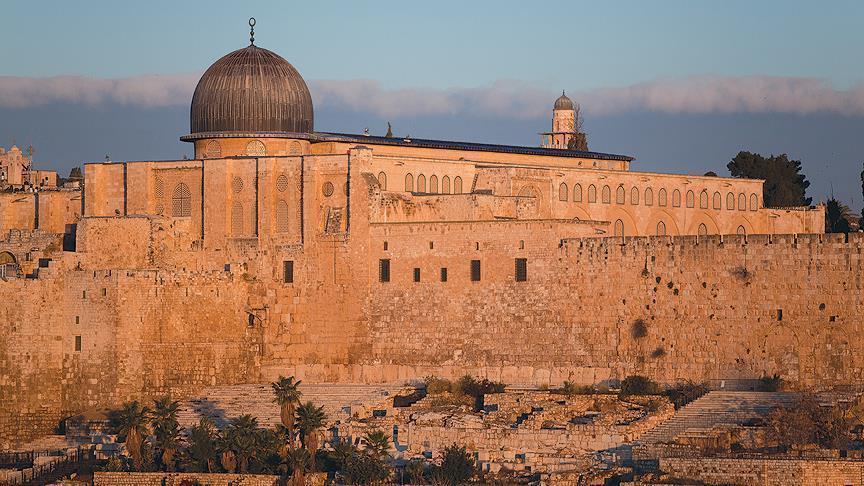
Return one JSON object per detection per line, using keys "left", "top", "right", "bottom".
{"left": 74, "top": 336, "right": 81, "bottom": 352}
{"left": 379, "top": 259, "right": 391, "bottom": 283}
{"left": 413, "top": 268, "right": 421, "bottom": 282}
{"left": 515, "top": 258, "right": 527, "bottom": 282}
{"left": 777, "top": 309, "right": 783, "bottom": 321}
{"left": 440, "top": 267, "right": 448, "bottom": 282}
{"left": 471, "top": 260, "right": 481, "bottom": 282}
{"left": 82, "top": 290, "right": 86, "bottom": 299}
{"left": 383, "top": 241, "right": 388, "bottom": 251}
{"left": 283, "top": 260, "right": 294, "bottom": 283}
{"left": 102, "top": 288, "right": 107, "bottom": 296}
{"left": 75, "top": 316, "right": 79, "bottom": 325}
{"left": 247, "top": 314, "right": 255, "bottom": 327}
{"left": 475, "top": 242, "right": 480, "bottom": 250}
{"left": 429, "top": 241, "right": 434, "bottom": 250}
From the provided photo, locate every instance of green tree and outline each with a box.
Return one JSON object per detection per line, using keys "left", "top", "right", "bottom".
{"left": 150, "top": 396, "right": 182, "bottom": 471}
{"left": 287, "top": 448, "right": 311, "bottom": 486}
{"left": 429, "top": 444, "right": 475, "bottom": 486}
{"left": 826, "top": 198, "right": 854, "bottom": 233}
{"left": 222, "top": 415, "right": 261, "bottom": 473}
{"left": 182, "top": 418, "right": 218, "bottom": 473}
{"left": 362, "top": 429, "right": 391, "bottom": 460}
{"left": 342, "top": 451, "right": 390, "bottom": 485}
{"left": 272, "top": 376, "right": 303, "bottom": 448}
{"left": 727, "top": 151, "right": 812, "bottom": 207}
{"left": 112, "top": 401, "right": 151, "bottom": 471}
{"left": 295, "top": 401, "right": 327, "bottom": 470}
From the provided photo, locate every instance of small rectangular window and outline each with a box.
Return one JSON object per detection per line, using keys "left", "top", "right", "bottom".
{"left": 82, "top": 290, "right": 86, "bottom": 299}
{"left": 383, "top": 241, "right": 388, "bottom": 251}
{"left": 470, "top": 260, "right": 481, "bottom": 282}
{"left": 247, "top": 314, "right": 255, "bottom": 327}
{"left": 777, "top": 309, "right": 783, "bottom": 321}
{"left": 379, "top": 259, "right": 391, "bottom": 283}
{"left": 413, "top": 268, "right": 421, "bottom": 282}
{"left": 515, "top": 258, "right": 527, "bottom": 282}
{"left": 283, "top": 260, "right": 294, "bottom": 283}
{"left": 440, "top": 267, "right": 448, "bottom": 282}
{"left": 102, "top": 288, "right": 107, "bottom": 296}
{"left": 75, "top": 316, "right": 80, "bottom": 325}
{"left": 74, "top": 335, "right": 82, "bottom": 352}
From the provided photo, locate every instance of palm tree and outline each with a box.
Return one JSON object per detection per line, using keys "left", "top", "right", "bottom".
{"left": 826, "top": 198, "right": 854, "bottom": 233}
{"left": 287, "top": 448, "right": 311, "bottom": 486}
{"left": 114, "top": 401, "right": 150, "bottom": 471}
{"left": 150, "top": 396, "right": 182, "bottom": 471}
{"left": 295, "top": 401, "right": 327, "bottom": 470}
{"left": 271, "top": 376, "right": 302, "bottom": 448}
{"left": 183, "top": 418, "right": 218, "bottom": 473}
{"left": 223, "top": 414, "right": 260, "bottom": 473}
{"left": 362, "top": 429, "right": 391, "bottom": 460}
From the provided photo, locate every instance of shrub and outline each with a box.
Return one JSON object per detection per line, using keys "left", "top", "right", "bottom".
{"left": 457, "top": 376, "right": 506, "bottom": 411}
{"left": 732, "top": 266, "right": 751, "bottom": 280}
{"left": 342, "top": 451, "right": 390, "bottom": 485}
{"left": 558, "top": 380, "right": 596, "bottom": 396}
{"left": 664, "top": 380, "right": 709, "bottom": 409}
{"left": 424, "top": 376, "right": 454, "bottom": 395}
{"left": 631, "top": 319, "right": 648, "bottom": 339}
{"left": 403, "top": 459, "right": 427, "bottom": 484}
{"left": 429, "top": 444, "right": 475, "bottom": 485}
{"left": 650, "top": 346, "right": 666, "bottom": 358}
{"left": 619, "top": 375, "right": 661, "bottom": 397}
{"left": 758, "top": 374, "right": 783, "bottom": 392}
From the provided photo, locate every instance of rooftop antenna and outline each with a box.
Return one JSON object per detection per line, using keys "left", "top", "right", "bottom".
{"left": 249, "top": 17, "right": 256, "bottom": 45}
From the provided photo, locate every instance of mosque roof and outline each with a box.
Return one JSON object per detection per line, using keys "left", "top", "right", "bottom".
{"left": 313, "top": 132, "right": 634, "bottom": 161}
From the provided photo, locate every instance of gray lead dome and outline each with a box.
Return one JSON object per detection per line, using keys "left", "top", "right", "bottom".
{"left": 188, "top": 45, "right": 314, "bottom": 136}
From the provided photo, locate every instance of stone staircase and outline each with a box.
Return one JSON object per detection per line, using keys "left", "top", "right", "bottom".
{"left": 176, "top": 383, "right": 411, "bottom": 430}
{"left": 633, "top": 391, "right": 799, "bottom": 447}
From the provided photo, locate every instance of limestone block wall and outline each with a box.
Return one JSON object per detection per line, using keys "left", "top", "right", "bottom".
{"left": 659, "top": 456, "right": 864, "bottom": 486}
{"left": 93, "top": 472, "right": 281, "bottom": 486}
{"left": 362, "top": 233, "right": 864, "bottom": 387}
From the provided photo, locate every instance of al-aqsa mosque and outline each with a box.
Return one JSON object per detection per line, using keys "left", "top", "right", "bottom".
{"left": 3, "top": 21, "right": 850, "bottom": 449}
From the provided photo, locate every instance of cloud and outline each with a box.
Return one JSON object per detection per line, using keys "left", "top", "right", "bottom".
{"left": 0, "top": 74, "right": 198, "bottom": 108}
{"left": 2, "top": 74, "right": 864, "bottom": 117}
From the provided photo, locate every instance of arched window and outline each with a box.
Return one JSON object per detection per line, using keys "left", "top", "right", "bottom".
{"left": 232, "top": 201, "right": 244, "bottom": 236}
{"left": 377, "top": 172, "right": 387, "bottom": 190}
{"left": 737, "top": 225, "right": 746, "bottom": 235}
{"left": 686, "top": 190, "right": 695, "bottom": 208}
{"left": 616, "top": 186, "right": 626, "bottom": 204}
{"left": 171, "top": 183, "right": 191, "bottom": 217}
{"left": 454, "top": 176, "right": 463, "bottom": 194}
{"left": 559, "top": 182, "right": 569, "bottom": 201}
{"left": 631, "top": 187, "right": 639, "bottom": 205}
{"left": 276, "top": 200, "right": 290, "bottom": 233}
{"left": 442, "top": 176, "right": 451, "bottom": 194}
{"left": 417, "top": 174, "right": 426, "bottom": 193}
{"left": 573, "top": 184, "right": 582, "bottom": 202}
{"left": 644, "top": 187, "right": 654, "bottom": 206}
{"left": 700, "top": 190, "right": 708, "bottom": 209}
{"left": 750, "top": 193, "right": 758, "bottom": 211}
{"left": 245, "top": 140, "right": 266, "bottom": 156}
{"left": 588, "top": 185, "right": 597, "bottom": 203}
{"left": 405, "top": 173, "right": 414, "bottom": 192}
{"left": 204, "top": 140, "right": 222, "bottom": 158}
{"left": 726, "top": 193, "right": 735, "bottom": 210}
{"left": 429, "top": 175, "right": 438, "bottom": 193}
{"left": 658, "top": 188, "right": 667, "bottom": 207}
{"left": 289, "top": 141, "right": 302, "bottom": 155}
{"left": 672, "top": 190, "right": 681, "bottom": 207}
{"left": 713, "top": 192, "right": 722, "bottom": 209}
{"left": 738, "top": 193, "right": 746, "bottom": 211}
{"left": 698, "top": 223, "right": 708, "bottom": 236}
{"left": 614, "top": 219, "right": 624, "bottom": 237}
{"left": 0, "top": 251, "right": 18, "bottom": 279}
{"left": 656, "top": 221, "right": 667, "bottom": 236}
{"left": 602, "top": 185, "right": 611, "bottom": 204}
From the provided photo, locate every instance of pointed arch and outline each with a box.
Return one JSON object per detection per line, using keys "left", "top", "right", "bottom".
{"left": 656, "top": 221, "right": 667, "bottom": 236}
{"left": 171, "top": 183, "right": 191, "bottom": 217}
{"left": 613, "top": 219, "right": 625, "bottom": 237}
{"left": 276, "top": 199, "right": 290, "bottom": 233}
{"left": 573, "top": 183, "right": 583, "bottom": 202}
{"left": 630, "top": 186, "right": 639, "bottom": 205}
{"left": 587, "top": 184, "right": 597, "bottom": 203}
{"left": 726, "top": 192, "right": 735, "bottom": 210}
{"left": 441, "top": 176, "right": 451, "bottom": 194}
{"left": 616, "top": 186, "right": 626, "bottom": 204}
{"left": 453, "top": 176, "right": 463, "bottom": 194}
{"left": 644, "top": 187, "right": 654, "bottom": 206}
{"left": 658, "top": 188, "right": 667, "bottom": 207}
{"left": 405, "top": 173, "right": 414, "bottom": 192}
{"left": 429, "top": 175, "right": 438, "bottom": 193}
{"left": 232, "top": 201, "right": 244, "bottom": 236}
{"left": 713, "top": 191, "right": 722, "bottom": 209}
{"left": 738, "top": 193, "right": 746, "bottom": 211}
{"left": 559, "top": 182, "right": 569, "bottom": 201}
{"left": 699, "top": 190, "right": 709, "bottom": 209}
{"left": 686, "top": 190, "right": 695, "bottom": 208}
{"left": 672, "top": 189, "right": 681, "bottom": 207}
{"left": 750, "top": 193, "right": 759, "bottom": 211}
{"left": 377, "top": 172, "right": 387, "bottom": 190}
{"left": 416, "top": 174, "right": 426, "bottom": 192}
{"left": 601, "top": 185, "right": 611, "bottom": 204}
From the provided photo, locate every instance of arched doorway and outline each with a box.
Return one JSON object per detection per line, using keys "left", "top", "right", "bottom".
{"left": 0, "top": 252, "right": 18, "bottom": 279}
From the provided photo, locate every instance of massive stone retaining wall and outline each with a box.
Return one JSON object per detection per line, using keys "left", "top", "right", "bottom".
{"left": 2, "top": 233, "right": 863, "bottom": 446}
{"left": 657, "top": 456, "right": 864, "bottom": 486}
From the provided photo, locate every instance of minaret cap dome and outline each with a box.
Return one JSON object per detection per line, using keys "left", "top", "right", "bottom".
{"left": 554, "top": 91, "right": 574, "bottom": 111}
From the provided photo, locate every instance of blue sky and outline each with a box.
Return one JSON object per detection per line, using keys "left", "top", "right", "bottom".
{"left": 2, "top": 1, "right": 864, "bottom": 210}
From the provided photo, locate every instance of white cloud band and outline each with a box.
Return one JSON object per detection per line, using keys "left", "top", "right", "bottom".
{"left": 1, "top": 74, "right": 863, "bottom": 117}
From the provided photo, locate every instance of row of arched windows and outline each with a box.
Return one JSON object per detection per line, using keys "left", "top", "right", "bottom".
{"left": 558, "top": 183, "right": 759, "bottom": 211}
{"left": 395, "top": 173, "right": 464, "bottom": 194}
{"left": 611, "top": 219, "right": 747, "bottom": 238}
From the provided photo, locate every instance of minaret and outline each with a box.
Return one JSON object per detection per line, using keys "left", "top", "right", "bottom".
{"left": 541, "top": 91, "right": 576, "bottom": 149}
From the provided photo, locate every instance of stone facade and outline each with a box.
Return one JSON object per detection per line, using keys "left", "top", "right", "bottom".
{"left": 654, "top": 456, "right": 864, "bottom": 486}
{"left": 93, "top": 472, "right": 283, "bottom": 486}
